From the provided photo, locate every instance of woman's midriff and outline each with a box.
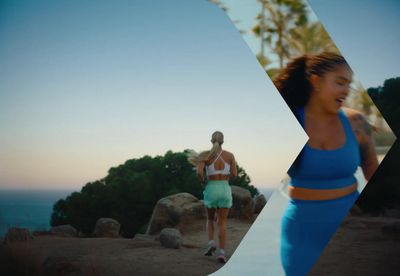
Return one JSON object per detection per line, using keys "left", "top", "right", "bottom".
{"left": 208, "top": 175, "right": 230, "bottom": 181}
{"left": 288, "top": 182, "right": 358, "bottom": 200}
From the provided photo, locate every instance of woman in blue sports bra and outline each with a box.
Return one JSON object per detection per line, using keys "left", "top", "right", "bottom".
{"left": 274, "top": 52, "right": 379, "bottom": 276}
{"left": 187, "top": 131, "right": 238, "bottom": 263}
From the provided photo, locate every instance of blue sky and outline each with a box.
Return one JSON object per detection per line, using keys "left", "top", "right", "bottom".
{"left": 308, "top": 0, "right": 399, "bottom": 88}
{"left": 0, "top": 0, "right": 305, "bottom": 190}
{"left": 221, "top": 0, "right": 399, "bottom": 89}
{"left": 2, "top": 0, "right": 397, "bottom": 190}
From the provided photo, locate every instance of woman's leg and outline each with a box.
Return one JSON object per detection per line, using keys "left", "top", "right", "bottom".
{"left": 207, "top": 208, "right": 216, "bottom": 241}
{"left": 204, "top": 208, "right": 217, "bottom": 256}
{"left": 216, "top": 207, "right": 229, "bottom": 250}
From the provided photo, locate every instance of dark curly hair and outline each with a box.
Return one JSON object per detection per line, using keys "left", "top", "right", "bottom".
{"left": 274, "top": 52, "right": 351, "bottom": 115}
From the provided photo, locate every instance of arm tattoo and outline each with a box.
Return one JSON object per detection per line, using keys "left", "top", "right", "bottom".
{"left": 361, "top": 116, "right": 372, "bottom": 136}
{"left": 351, "top": 114, "right": 374, "bottom": 165}
{"left": 353, "top": 114, "right": 372, "bottom": 137}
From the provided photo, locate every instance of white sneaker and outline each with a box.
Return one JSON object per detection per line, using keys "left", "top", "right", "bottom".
{"left": 217, "top": 249, "right": 227, "bottom": 263}
{"left": 204, "top": 244, "right": 217, "bottom": 256}
{"left": 217, "top": 253, "right": 226, "bottom": 263}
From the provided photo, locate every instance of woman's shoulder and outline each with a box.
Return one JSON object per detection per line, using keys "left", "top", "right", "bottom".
{"left": 221, "top": 150, "right": 234, "bottom": 160}
{"left": 341, "top": 107, "right": 374, "bottom": 138}
{"left": 342, "top": 107, "right": 363, "bottom": 118}
{"left": 342, "top": 107, "right": 367, "bottom": 126}
{"left": 222, "top": 149, "right": 233, "bottom": 155}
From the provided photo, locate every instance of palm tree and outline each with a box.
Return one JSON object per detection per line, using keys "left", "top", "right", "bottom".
{"left": 346, "top": 80, "right": 374, "bottom": 115}
{"left": 253, "top": 0, "right": 308, "bottom": 68}
{"left": 288, "top": 22, "right": 339, "bottom": 56}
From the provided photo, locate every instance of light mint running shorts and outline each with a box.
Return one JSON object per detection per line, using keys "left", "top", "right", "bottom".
{"left": 203, "top": 180, "right": 232, "bottom": 208}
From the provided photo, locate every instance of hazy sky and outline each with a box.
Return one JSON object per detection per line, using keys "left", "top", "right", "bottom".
{"left": 308, "top": 0, "right": 399, "bottom": 88}
{"left": 0, "top": 0, "right": 306, "bottom": 190}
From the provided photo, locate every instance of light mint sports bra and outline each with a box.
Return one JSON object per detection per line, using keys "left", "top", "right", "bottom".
{"left": 206, "top": 150, "right": 231, "bottom": 176}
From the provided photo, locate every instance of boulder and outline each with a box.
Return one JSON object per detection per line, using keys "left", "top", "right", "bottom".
{"left": 3, "top": 227, "right": 32, "bottom": 243}
{"left": 93, "top": 218, "right": 120, "bottom": 238}
{"left": 229, "top": 186, "right": 254, "bottom": 220}
{"left": 50, "top": 225, "right": 78, "bottom": 237}
{"left": 159, "top": 228, "right": 182, "bottom": 249}
{"left": 254, "top": 194, "right": 267, "bottom": 214}
{"left": 146, "top": 193, "right": 206, "bottom": 235}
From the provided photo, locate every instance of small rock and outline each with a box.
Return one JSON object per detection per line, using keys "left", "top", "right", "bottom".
{"left": 51, "top": 225, "right": 78, "bottom": 237}
{"left": 159, "top": 228, "right": 182, "bottom": 249}
{"left": 4, "top": 227, "right": 32, "bottom": 243}
{"left": 93, "top": 218, "right": 121, "bottom": 238}
{"left": 346, "top": 219, "right": 367, "bottom": 229}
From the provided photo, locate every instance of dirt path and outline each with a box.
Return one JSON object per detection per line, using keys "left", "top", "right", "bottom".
{"left": 310, "top": 216, "right": 400, "bottom": 276}
{"left": 0, "top": 218, "right": 254, "bottom": 276}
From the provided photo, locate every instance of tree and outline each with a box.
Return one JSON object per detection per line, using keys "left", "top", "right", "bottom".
{"left": 346, "top": 80, "right": 374, "bottom": 116}
{"left": 287, "top": 22, "right": 339, "bottom": 56}
{"left": 253, "top": 0, "right": 308, "bottom": 68}
{"left": 230, "top": 165, "right": 258, "bottom": 197}
{"left": 356, "top": 77, "right": 400, "bottom": 213}
{"left": 368, "top": 77, "right": 400, "bottom": 137}
{"left": 51, "top": 150, "right": 257, "bottom": 237}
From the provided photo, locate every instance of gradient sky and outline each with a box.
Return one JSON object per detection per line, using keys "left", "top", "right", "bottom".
{"left": 308, "top": 0, "right": 399, "bottom": 88}
{"left": 0, "top": 0, "right": 306, "bottom": 190}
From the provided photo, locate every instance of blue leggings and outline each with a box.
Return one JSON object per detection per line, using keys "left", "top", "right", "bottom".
{"left": 280, "top": 191, "right": 359, "bottom": 276}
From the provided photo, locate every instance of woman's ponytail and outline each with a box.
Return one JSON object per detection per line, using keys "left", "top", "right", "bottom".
{"left": 274, "top": 55, "right": 311, "bottom": 114}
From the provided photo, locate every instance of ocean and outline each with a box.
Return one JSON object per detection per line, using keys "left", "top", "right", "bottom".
{"left": 0, "top": 189, "right": 75, "bottom": 238}
{"left": 0, "top": 187, "right": 274, "bottom": 239}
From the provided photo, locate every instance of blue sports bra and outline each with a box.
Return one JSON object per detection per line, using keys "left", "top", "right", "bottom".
{"left": 288, "top": 107, "right": 361, "bottom": 189}
{"left": 206, "top": 150, "right": 231, "bottom": 176}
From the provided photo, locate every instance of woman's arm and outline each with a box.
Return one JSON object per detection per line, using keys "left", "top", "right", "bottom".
{"left": 230, "top": 154, "right": 238, "bottom": 180}
{"left": 350, "top": 112, "right": 379, "bottom": 181}
{"left": 197, "top": 162, "right": 206, "bottom": 183}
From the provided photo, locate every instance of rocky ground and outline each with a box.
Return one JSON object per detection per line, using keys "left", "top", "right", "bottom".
{"left": 310, "top": 215, "right": 400, "bottom": 276}
{"left": 1, "top": 187, "right": 264, "bottom": 276}
{"left": 0, "top": 218, "right": 255, "bottom": 276}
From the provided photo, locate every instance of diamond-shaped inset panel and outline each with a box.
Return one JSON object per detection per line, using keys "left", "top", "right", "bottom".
{"left": 210, "top": 0, "right": 396, "bottom": 275}
{"left": 306, "top": 1, "right": 400, "bottom": 274}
